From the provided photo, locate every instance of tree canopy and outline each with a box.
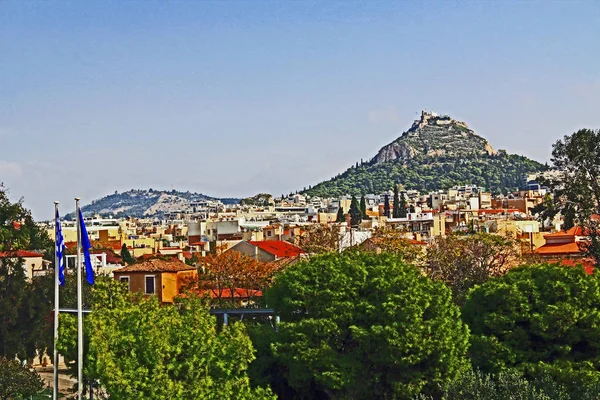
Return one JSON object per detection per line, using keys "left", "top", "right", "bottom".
{"left": 0, "top": 357, "right": 45, "bottom": 400}
{"left": 58, "top": 278, "right": 274, "bottom": 399}
{"left": 0, "top": 186, "right": 54, "bottom": 360}
{"left": 463, "top": 264, "right": 600, "bottom": 394}
{"left": 349, "top": 195, "right": 362, "bottom": 226}
{"left": 426, "top": 233, "right": 521, "bottom": 305}
{"left": 545, "top": 129, "right": 600, "bottom": 265}
{"left": 266, "top": 252, "right": 470, "bottom": 399}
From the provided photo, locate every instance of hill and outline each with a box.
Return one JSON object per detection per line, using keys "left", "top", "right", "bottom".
{"left": 68, "top": 189, "right": 240, "bottom": 218}
{"left": 304, "top": 111, "right": 546, "bottom": 197}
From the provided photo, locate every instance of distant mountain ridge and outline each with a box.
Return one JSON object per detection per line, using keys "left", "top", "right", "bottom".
{"left": 304, "top": 111, "right": 546, "bottom": 197}
{"left": 68, "top": 189, "right": 240, "bottom": 218}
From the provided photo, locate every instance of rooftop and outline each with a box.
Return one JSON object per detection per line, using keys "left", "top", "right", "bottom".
{"left": 114, "top": 258, "right": 195, "bottom": 273}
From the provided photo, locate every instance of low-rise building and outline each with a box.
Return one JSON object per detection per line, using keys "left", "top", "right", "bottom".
{"left": 113, "top": 258, "right": 197, "bottom": 303}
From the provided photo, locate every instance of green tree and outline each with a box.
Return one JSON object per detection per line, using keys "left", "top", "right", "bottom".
{"left": 426, "top": 233, "right": 521, "bottom": 305}
{"left": 335, "top": 207, "right": 345, "bottom": 223}
{"left": 266, "top": 252, "right": 470, "bottom": 399}
{"left": 359, "top": 195, "right": 367, "bottom": 220}
{"left": 89, "top": 294, "right": 274, "bottom": 400}
{"left": 544, "top": 129, "right": 600, "bottom": 265}
{"left": 392, "top": 186, "right": 401, "bottom": 218}
{"left": 0, "top": 186, "right": 54, "bottom": 360}
{"left": 0, "top": 357, "right": 45, "bottom": 400}
{"left": 463, "top": 264, "right": 600, "bottom": 394}
{"left": 384, "top": 194, "right": 390, "bottom": 218}
{"left": 416, "top": 369, "right": 572, "bottom": 400}
{"left": 349, "top": 195, "right": 362, "bottom": 226}
{"left": 120, "top": 243, "right": 135, "bottom": 264}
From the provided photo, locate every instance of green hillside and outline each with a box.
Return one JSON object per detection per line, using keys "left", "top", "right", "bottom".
{"left": 305, "top": 152, "right": 546, "bottom": 197}
{"left": 304, "top": 111, "right": 546, "bottom": 197}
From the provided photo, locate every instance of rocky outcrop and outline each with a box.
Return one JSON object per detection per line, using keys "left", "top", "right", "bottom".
{"left": 373, "top": 110, "right": 496, "bottom": 164}
{"left": 374, "top": 141, "right": 416, "bottom": 163}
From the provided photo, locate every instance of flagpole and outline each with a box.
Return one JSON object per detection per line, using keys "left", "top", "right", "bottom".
{"left": 53, "top": 201, "right": 60, "bottom": 400}
{"left": 75, "top": 198, "right": 83, "bottom": 400}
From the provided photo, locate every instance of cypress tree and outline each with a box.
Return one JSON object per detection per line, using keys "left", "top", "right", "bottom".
{"left": 398, "top": 191, "right": 408, "bottom": 218}
{"left": 383, "top": 194, "right": 390, "bottom": 218}
{"left": 360, "top": 195, "right": 368, "bottom": 219}
{"left": 393, "top": 186, "right": 400, "bottom": 218}
{"left": 121, "top": 243, "right": 135, "bottom": 265}
{"left": 336, "top": 207, "right": 345, "bottom": 223}
{"left": 349, "top": 195, "right": 362, "bottom": 226}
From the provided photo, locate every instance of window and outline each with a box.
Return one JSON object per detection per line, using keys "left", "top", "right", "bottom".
{"left": 119, "top": 276, "right": 130, "bottom": 290}
{"left": 145, "top": 275, "right": 156, "bottom": 294}
{"left": 267, "top": 231, "right": 272, "bottom": 237}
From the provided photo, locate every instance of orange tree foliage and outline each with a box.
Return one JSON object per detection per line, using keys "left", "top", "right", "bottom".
{"left": 365, "top": 227, "right": 425, "bottom": 265}
{"left": 297, "top": 224, "right": 342, "bottom": 255}
{"left": 425, "top": 232, "right": 521, "bottom": 305}
{"left": 186, "top": 250, "right": 279, "bottom": 306}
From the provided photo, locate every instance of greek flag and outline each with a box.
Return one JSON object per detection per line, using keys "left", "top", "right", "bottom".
{"left": 78, "top": 209, "right": 95, "bottom": 285}
{"left": 55, "top": 209, "right": 66, "bottom": 286}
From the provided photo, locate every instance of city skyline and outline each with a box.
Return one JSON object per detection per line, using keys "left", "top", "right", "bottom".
{"left": 2, "top": 1, "right": 600, "bottom": 219}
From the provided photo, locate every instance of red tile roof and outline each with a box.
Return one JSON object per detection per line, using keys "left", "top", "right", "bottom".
{"left": 200, "top": 288, "right": 263, "bottom": 299}
{"left": 554, "top": 258, "right": 595, "bottom": 275}
{"left": 114, "top": 258, "right": 195, "bottom": 273}
{"left": 535, "top": 241, "right": 585, "bottom": 256}
{"left": 0, "top": 250, "right": 43, "bottom": 258}
{"left": 247, "top": 240, "right": 304, "bottom": 258}
{"left": 544, "top": 227, "right": 584, "bottom": 238}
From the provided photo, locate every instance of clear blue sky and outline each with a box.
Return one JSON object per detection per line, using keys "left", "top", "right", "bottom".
{"left": 1, "top": 1, "right": 599, "bottom": 219}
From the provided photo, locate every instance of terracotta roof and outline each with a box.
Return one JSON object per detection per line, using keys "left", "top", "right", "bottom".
{"left": 478, "top": 209, "right": 521, "bottom": 215}
{"left": 114, "top": 258, "right": 195, "bottom": 273}
{"left": 535, "top": 241, "right": 585, "bottom": 256}
{"left": 0, "top": 250, "right": 43, "bottom": 258}
{"left": 247, "top": 240, "right": 305, "bottom": 258}
{"left": 200, "top": 288, "right": 263, "bottom": 299}
{"left": 544, "top": 227, "right": 583, "bottom": 238}
{"left": 554, "top": 258, "right": 595, "bottom": 275}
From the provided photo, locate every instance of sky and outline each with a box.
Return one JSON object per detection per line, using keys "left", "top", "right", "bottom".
{"left": 1, "top": 1, "right": 600, "bottom": 220}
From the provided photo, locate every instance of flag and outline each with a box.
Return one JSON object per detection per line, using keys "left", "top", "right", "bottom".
{"left": 55, "top": 209, "right": 66, "bottom": 286}
{"left": 78, "top": 209, "right": 95, "bottom": 285}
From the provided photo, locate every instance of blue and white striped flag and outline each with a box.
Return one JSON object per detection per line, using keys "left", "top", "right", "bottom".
{"left": 78, "top": 209, "right": 95, "bottom": 285}
{"left": 55, "top": 208, "right": 66, "bottom": 286}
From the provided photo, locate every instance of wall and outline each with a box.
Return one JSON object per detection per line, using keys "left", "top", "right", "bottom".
{"left": 114, "top": 272, "right": 164, "bottom": 302}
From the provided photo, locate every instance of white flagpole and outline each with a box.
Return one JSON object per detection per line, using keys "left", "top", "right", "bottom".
{"left": 53, "top": 201, "right": 60, "bottom": 400}
{"left": 75, "top": 198, "right": 83, "bottom": 400}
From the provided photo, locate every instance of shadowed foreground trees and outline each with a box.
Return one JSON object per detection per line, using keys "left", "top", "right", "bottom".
{"left": 0, "top": 357, "right": 45, "bottom": 400}
{"left": 264, "top": 252, "right": 470, "bottom": 399}
{"left": 0, "top": 186, "right": 54, "bottom": 361}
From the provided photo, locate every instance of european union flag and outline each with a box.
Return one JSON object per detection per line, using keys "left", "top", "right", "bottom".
{"left": 78, "top": 209, "right": 95, "bottom": 285}
{"left": 55, "top": 209, "right": 66, "bottom": 286}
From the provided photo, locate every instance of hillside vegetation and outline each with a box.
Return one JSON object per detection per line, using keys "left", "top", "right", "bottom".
{"left": 305, "top": 111, "right": 546, "bottom": 196}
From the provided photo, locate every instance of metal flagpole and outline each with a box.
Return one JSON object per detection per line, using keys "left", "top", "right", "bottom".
{"left": 53, "top": 201, "right": 60, "bottom": 400}
{"left": 75, "top": 198, "right": 83, "bottom": 400}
